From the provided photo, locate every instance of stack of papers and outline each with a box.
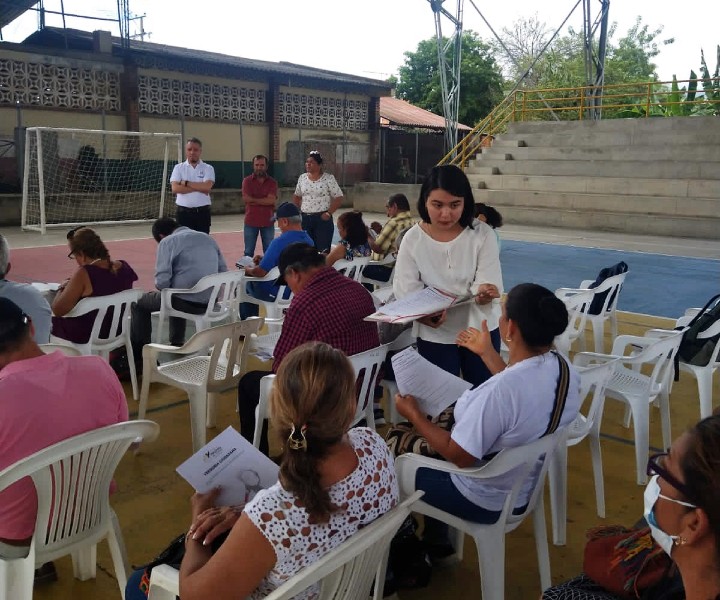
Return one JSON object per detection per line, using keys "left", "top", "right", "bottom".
{"left": 365, "top": 286, "right": 473, "bottom": 324}
{"left": 391, "top": 347, "right": 473, "bottom": 417}
{"left": 176, "top": 426, "right": 279, "bottom": 506}
{"left": 249, "top": 332, "right": 281, "bottom": 361}
{"left": 235, "top": 256, "right": 255, "bottom": 269}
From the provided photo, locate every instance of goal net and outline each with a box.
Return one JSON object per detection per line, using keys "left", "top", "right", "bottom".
{"left": 21, "top": 128, "right": 182, "bottom": 233}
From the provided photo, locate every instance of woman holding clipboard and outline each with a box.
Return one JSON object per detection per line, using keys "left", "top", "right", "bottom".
{"left": 393, "top": 165, "right": 503, "bottom": 387}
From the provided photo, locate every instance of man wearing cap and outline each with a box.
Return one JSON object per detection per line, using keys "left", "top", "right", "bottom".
{"left": 242, "top": 155, "right": 278, "bottom": 257}
{"left": 0, "top": 298, "right": 128, "bottom": 558}
{"left": 237, "top": 242, "right": 379, "bottom": 453}
{"left": 239, "top": 202, "right": 313, "bottom": 320}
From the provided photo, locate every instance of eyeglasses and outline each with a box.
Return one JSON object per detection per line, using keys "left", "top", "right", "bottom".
{"left": 647, "top": 452, "right": 696, "bottom": 503}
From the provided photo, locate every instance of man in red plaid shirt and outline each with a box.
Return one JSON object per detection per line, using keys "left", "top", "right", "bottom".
{"left": 238, "top": 243, "right": 379, "bottom": 454}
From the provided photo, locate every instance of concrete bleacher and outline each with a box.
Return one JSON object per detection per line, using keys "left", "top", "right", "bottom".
{"left": 465, "top": 115, "right": 720, "bottom": 239}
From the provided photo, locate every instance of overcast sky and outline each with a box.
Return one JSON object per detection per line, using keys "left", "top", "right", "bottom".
{"left": 2, "top": 1, "right": 717, "bottom": 84}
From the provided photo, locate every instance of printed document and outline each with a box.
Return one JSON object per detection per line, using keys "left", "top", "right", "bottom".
{"left": 365, "top": 286, "right": 473, "bottom": 324}
{"left": 176, "top": 426, "right": 279, "bottom": 506}
{"left": 391, "top": 347, "right": 473, "bottom": 417}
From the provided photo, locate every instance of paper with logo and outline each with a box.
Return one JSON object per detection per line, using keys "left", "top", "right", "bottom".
{"left": 391, "top": 347, "right": 473, "bottom": 417}
{"left": 365, "top": 286, "right": 473, "bottom": 324}
{"left": 176, "top": 426, "right": 279, "bottom": 507}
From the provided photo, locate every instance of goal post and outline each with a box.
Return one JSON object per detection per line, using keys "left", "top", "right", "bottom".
{"left": 21, "top": 128, "right": 182, "bottom": 233}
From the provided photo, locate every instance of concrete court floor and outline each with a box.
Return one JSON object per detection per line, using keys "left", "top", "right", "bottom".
{"left": 6, "top": 214, "right": 718, "bottom": 599}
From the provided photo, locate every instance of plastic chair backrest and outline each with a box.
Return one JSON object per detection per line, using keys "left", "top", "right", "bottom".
{"left": 38, "top": 343, "right": 83, "bottom": 357}
{"left": 176, "top": 319, "right": 264, "bottom": 393}
{"left": 264, "top": 491, "right": 423, "bottom": 600}
{"left": 348, "top": 345, "right": 388, "bottom": 426}
{"left": 0, "top": 421, "right": 158, "bottom": 562}
{"left": 333, "top": 257, "right": 371, "bottom": 282}
{"left": 587, "top": 271, "right": 628, "bottom": 317}
{"left": 676, "top": 311, "right": 720, "bottom": 367}
{"left": 554, "top": 288, "right": 595, "bottom": 354}
{"left": 60, "top": 289, "right": 142, "bottom": 348}
{"left": 614, "top": 331, "right": 683, "bottom": 392}
{"left": 576, "top": 361, "right": 617, "bottom": 433}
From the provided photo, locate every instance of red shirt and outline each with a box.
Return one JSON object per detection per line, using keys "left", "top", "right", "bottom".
{"left": 242, "top": 174, "right": 279, "bottom": 228}
{"left": 272, "top": 267, "right": 380, "bottom": 371}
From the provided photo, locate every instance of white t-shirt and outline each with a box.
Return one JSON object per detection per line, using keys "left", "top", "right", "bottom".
{"left": 170, "top": 159, "right": 215, "bottom": 208}
{"left": 450, "top": 352, "right": 581, "bottom": 511}
{"left": 294, "top": 172, "right": 343, "bottom": 213}
{"left": 244, "top": 427, "right": 399, "bottom": 599}
{"left": 393, "top": 222, "right": 503, "bottom": 344}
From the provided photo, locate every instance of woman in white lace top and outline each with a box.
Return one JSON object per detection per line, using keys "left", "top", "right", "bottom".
{"left": 179, "top": 341, "right": 399, "bottom": 599}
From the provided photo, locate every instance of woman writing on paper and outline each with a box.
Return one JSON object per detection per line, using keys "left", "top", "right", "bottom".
{"left": 393, "top": 165, "right": 503, "bottom": 387}
{"left": 126, "top": 341, "right": 399, "bottom": 600}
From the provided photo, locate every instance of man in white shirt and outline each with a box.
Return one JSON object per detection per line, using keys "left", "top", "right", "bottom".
{"left": 170, "top": 137, "right": 215, "bottom": 233}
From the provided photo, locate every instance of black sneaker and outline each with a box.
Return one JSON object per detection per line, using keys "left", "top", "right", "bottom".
{"left": 34, "top": 561, "right": 58, "bottom": 585}
{"left": 374, "top": 408, "right": 386, "bottom": 426}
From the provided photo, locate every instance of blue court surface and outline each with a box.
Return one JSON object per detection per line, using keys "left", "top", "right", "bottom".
{"left": 500, "top": 240, "right": 720, "bottom": 319}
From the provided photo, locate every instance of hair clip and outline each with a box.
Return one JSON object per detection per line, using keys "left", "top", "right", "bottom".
{"left": 288, "top": 424, "right": 308, "bottom": 451}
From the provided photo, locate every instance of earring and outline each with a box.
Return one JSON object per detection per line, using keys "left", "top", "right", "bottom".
{"left": 505, "top": 337, "right": 512, "bottom": 342}
{"left": 674, "top": 536, "right": 687, "bottom": 546}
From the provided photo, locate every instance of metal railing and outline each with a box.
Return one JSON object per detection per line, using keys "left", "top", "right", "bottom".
{"left": 439, "top": 77, "right": 720, "bottom": 167}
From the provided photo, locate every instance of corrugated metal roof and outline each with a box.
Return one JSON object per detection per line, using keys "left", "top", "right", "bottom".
{"left": 0, "top": 0, "right": 36, "bottom": 30}
{"left": 18, "top": 27, "right": 393, "bottom": 93}
{"left": 380, "top": 96, "right": 472, "bottom": 131}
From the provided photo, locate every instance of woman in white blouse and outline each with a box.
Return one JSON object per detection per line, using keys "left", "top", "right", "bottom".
{"left": 292, "top": 150, "right": 344, "bottom": 252}
{"left": 393, "top": 164, "right": 504, "bottom": 387}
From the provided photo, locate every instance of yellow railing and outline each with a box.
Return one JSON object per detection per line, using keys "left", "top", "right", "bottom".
{"left": 439, "top": 77, "right": 720, "bottom": 167}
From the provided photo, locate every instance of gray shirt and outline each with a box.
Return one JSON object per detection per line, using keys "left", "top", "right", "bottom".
{"left": 155, "top": 226, "right": 228, "bottom": 302}
{"left": 0, "top": 279, "right": 52, "bottom": 343}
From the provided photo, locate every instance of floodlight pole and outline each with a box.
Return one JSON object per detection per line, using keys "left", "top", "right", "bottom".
{"left": 583, "top": 0, "right": 610, "bottom": 119}
{"left": 429, "top": 0, "right": 464, "bottom": 156}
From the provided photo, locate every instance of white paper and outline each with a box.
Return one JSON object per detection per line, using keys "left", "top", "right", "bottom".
{"left": 176, "top": 426, "right": 279, "bottom": 507}
{"left": 366, "top": 286, "right": 473, "bottom": 324}
{"left": 391, "top": 347, "right": 472, "bottom": 417}
{"left": 249, "top": 332, "right": 281, "bottom": 361}
{"left": 235, "top": 256, "right": 255, "bottom": 269}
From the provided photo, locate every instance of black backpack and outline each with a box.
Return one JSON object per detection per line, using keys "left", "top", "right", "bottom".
{"left": 587, "top": 261, "right": 629, "bottom": 315}
{"left": 676, "top": 294, "right": 720, "bottom": 367}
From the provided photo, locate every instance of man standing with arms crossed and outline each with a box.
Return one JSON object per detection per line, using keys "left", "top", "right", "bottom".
{"left": 242, "top": 155, "right": 278, "bottom": 257}
{"left": 170, "top": 137, "right": 215, "bottom": 234}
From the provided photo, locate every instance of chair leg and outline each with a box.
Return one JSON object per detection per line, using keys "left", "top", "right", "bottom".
{"left": 126, "top": 339, "right": 139, "bottom": 401}
{"left": 548, "top": 445, "right": 568, "bottom": 546}
{"left": 659, "top": 392, "right": 672, "bottom": 451}
{"left": 207, "top": 392, "right": 220, "bottom": 429}
{"left": 253, "top": 403, "right": 266, "bottom": 449}
{"left": 474, "top": 528, "right": 505, "bottom": 600}
{"left": 384, "top": 381, "right": 399, "bottom": 425}
{"left": 188, "top": 390, "right": 208, "bottom": 452}
{"left": 696, "top": 369, "right": 715, "bottom": 419}
{"left": 532, "top": 494, "right": 552, "bottom": 591}
{"left": 630, "top": 402, "right": 649, "bottom": 485}
{"left": 107, "top": 509, "right": 130, "bottom": 594}
{"left": 592, "top": 319, "right": 604, "bottom": 354}
{"left": 71, "top": 544, "right": 97, "bottom": 580}
{"left": 138, "top": 361, "right": 152, "bottom": 420}
{"left": 0, "top": 551, "right": 35, "bottom": 600}
{"left": 589, "top": 430, "right": 606, "bottom": 518}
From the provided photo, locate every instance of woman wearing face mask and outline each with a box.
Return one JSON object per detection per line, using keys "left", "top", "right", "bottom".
{"left": 542, "top": 414, "right": 720, "bottom": 600}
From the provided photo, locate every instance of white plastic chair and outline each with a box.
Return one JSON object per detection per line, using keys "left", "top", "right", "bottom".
{"left": 553, "top": 287, "right": 595, "bottom": 355}
{"left": 50, "top": 288, "right": 143, "bottom": 400}
{"left": 235, "top": 267, "right": 292, "bottom": 333}
{"left": 139, "top": 318, "right": 264, "bottom": 451}
{"left": 0, "top": 420, "right": 159, "bottom": 600}
{"left": 360, "top": 255, "right": 396, "bottom": 290}
{"left": 379, "top": 328, "right": 416, "bottom": 425}
{"left": 574, "top": 331, "right": 683, "bottom": 485}
{"left": 675, "top": 309, "right": 720, "bottom": 419}
{"left": 333, "top": 257, "right": 371, "bottom": 282}
{"left": 395, "top": 428, "right": 568, "bottom": 600}
{"left": 154, "top": 270, "right": 244, "bottom": 344}
{"left": 38, "top": 343, "right": 83, "bottom": 356}
{"left": 548, "top": 360, "right": 617, "bottom": 545}
{"left": 578, "top": 271, "right": 629, "bottom": 353}
{"left": 253, "top": 344, "right": 389, "bottom": 449}
{"left": 147, "top": 491, "right": 424, "bottom": 600}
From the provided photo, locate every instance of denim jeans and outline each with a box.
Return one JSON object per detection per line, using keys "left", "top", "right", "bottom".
{"left": 301, "top": 212, "right": 334, "bottom": 252}
{"left": 243, "top": 224, "right": 275, "bottom": 257}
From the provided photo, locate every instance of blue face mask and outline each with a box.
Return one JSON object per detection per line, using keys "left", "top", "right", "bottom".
{"left": 643, "top": 475, "right": 696, "bottom": 556}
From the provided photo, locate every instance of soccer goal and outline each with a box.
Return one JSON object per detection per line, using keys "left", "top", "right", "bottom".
{"left": 21, "top": 127, "right": 182, "bottom": 233}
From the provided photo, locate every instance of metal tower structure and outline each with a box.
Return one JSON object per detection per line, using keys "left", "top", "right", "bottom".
{"left": 429, "top": 0, "right": 463, "bottom": 155}
{"left": 583, "top": 0, "right": 611, "bottom": 119}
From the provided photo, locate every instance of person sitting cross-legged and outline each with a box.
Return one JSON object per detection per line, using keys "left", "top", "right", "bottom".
{"left": 239, "top": 202, "right": 313, "bottom": 320}
{"left": 237, "top": 242, "right": 379, "bottom": 455}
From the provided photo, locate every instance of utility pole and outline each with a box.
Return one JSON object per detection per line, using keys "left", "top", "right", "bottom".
{"left": 583, "top": 0, "right": 610, "bottom": 119}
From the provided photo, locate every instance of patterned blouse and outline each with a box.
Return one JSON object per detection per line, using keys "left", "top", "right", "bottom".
{"left": 294, "top": 172, "right": 344, "bottom": 213}
{"left": 244, "top": 427, "right": 399, "bottom": 599}
{"left": 340, "top": 239, "right": 372, "bottom": 261}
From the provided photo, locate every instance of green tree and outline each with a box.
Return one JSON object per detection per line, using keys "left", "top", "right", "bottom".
{"left": 396, "top": 31, "right": 504, "bottom": 126}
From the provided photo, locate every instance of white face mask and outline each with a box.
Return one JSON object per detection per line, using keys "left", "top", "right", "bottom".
{"left": 643, "top": 475, "right": 696, "bottom": 556}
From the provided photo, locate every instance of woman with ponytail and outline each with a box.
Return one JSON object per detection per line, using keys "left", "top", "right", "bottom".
{"left": 51, "top": 227, "right": 137, "bottom": 343}
{"left": 176, "top": 342, "right": 399, "bottom": 600}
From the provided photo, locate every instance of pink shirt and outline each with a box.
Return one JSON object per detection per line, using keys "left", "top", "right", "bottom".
{"left": 0, "top": 352, "right": 129, "bottom": 540}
